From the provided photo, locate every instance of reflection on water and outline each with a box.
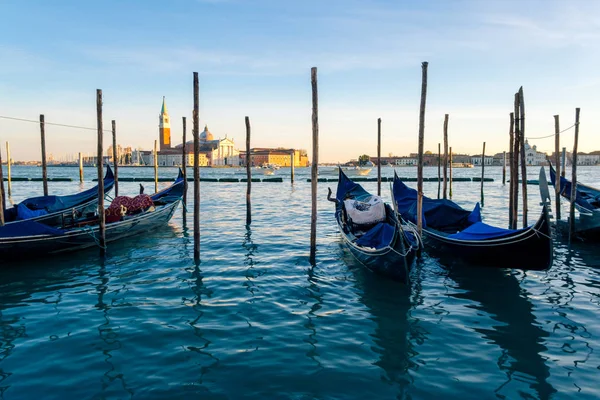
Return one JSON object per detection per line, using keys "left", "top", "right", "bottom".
{"left": 448, "top": 266, "right": 556, "bottom": 399}
{"left": 0, "top": 166, "right": 598, "bottom": 398}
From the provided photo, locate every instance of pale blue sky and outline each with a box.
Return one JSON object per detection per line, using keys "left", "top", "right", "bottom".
{"left": 1, "top": 0, "right": 599, "bottom": 162}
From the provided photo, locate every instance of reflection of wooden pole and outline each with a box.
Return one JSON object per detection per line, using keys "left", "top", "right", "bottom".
{"left": 193, "top": 72, "right": 200, "bottom": 261}
{"left": 182, "top": 116, "right": 187, "bottom": 207}
{"left": 79, "top": 152, "right": 84, "bottom": 182}
{"left": 112, "top": 120, "right": 119, "bottom": 197}
{"left": 569, "top": 108, "right": 580, "bottom": 241}
{"left": 449, "top": 147, "right": 453, "bottom": 199}
{"left": 416, "top": 61, "right": 428, "bottom": 235}
{"left": 40, "top": 114, "right": 48, "bottom": 196}
{"left": 154, "top": 140, "right": 158, "bottom": 193}
{"left": 377, "top": 117, "right": 381, "bottom": 196}
{"left": 0, "top": 145, "right": 5, "bottom": 226}
{"left": 309, "top": 67, "right": 319, "bottom": 265}
{"left": 508, "top": 112, "right": 514, "bottom": 227}
{"left": 437, "top": 142, "right": 441, "bottom": 199}
{"left": 245, "top": 116, "right": 252, "bottom": 225}
{"left": 443, "top": 113, "right": 448, "bottom": 199}
{"left": 6, "top": 142, "right": 11, "bottom": 197}
{"left": 554, "top": 115, "right": 561, "bottom": 221}
{"left": 518, "top": 87, "right": 527, "bottom": 228}
{"left": 481, "top": 142, "right": 486, "bottom": 206}
{"left": 96, "top": 89, "right": 106, "bottom": 254}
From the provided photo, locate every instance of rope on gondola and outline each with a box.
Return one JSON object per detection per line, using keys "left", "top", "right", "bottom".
{"left": 82, "top": 225, "right": 107, "bottom": 250}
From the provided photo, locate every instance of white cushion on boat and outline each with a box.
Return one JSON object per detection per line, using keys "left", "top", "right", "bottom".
{"left": 344, "top": 196, "right": 386, "bottom": 226}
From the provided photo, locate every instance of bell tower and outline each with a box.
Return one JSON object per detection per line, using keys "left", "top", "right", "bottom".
{"left": 159, "top": 96, "right": 171, "bottom": 150}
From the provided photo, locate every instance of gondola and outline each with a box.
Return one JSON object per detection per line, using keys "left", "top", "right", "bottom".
{"left": 0, "top": 169, "right": 184, "bottom": 260}
{"left": 392, "top": 172, "right": 553, "bottom": 270}
{"left": 548, "top": 162, "right": 600, "bottom": 238}
{"left": 329, "top": 168, "right": 419, "bottom": 282}
{"left": 2, "top": 165, "right": 115, "bottom": 227}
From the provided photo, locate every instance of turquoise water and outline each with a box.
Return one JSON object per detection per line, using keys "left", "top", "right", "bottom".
{"left": 0, "top": 166, "right": 599, "bottom": 399}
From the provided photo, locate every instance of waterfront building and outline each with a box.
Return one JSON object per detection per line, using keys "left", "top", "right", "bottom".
{"left": 240, "top": 148, "right": 309, "bottom": 167}
{"left": 471, "top": 155, "right": 494, "bottom": 166}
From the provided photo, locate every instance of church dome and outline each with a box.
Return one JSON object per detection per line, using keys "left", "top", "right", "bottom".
{"left": 199, "top": 125, "right": 214, "bottom": 141}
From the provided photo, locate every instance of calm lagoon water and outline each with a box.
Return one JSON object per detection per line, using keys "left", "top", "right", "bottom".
{"left": 0, "top": 165, "right": 599, "bottom": 399}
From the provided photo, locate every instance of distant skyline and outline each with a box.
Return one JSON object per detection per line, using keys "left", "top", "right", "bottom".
{"left": 1, "top": 0, "right": 599, "bottom": 162}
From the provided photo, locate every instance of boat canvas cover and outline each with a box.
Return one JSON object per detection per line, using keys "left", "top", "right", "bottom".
{"left": 447, "top": 221, "right": 522, "bottom": 240}
{"left": 550, "top": 166, "right": 600, "bottom": 212}
{"left": 344, "top": 196, "right": 386, "bottom": 226}
{"left": 393, "top": 175, "right": 481, "bottom": 232}
{"left": 0, "top": 220, "right": 65, "bottom": 238}
{"left": 355, "top": 222, "right": 395, "bottom": 250}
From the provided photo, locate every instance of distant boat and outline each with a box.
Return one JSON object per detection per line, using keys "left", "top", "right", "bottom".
{"left": 451, "top": 162, "right": 473, "bottom": 168}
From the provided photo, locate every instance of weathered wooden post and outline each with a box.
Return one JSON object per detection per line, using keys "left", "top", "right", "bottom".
{"left": 193, "top": 72, "right": 200, "bottom": 261}
{"left": 416, "top": 61, "right": 428, "bottom": 236}
{"left": 79, "top": 152, "right": 84, "bottom": 182}
{"left": 245, "top": 116, "right": 252, "bottom": 225}
{"left": 509, "top": 112, "right": 514, "bottom": 227}
{"left": 449, "top": 146, "right": 453, "bottom": 198}
{"left": 481, "top": 142, "right": 486, "bottom": 206}
{"left": 0, "top": 146, "right": 5, "bottom": 226}
{"left": 290, "top": 150, "right": 295, "bottom": 183}
{"left": 437, "top": 142, "right": 441, "bottom": 199}
{"left": 96, "top": 89, "right": 106, "bottom": 254}
{"left": 377, "top": 117, "right": 381, "bottom": 196}
{"left": 554, "top": 115, "right": 561, "bottom": 220}
{"left": 112, "top": 120, "right": 119, "bottom": 197}
{"left": 182, "top": 116, "right": 188, "bottom": 206}
{"left": 154, "top": 140, "right": 158, "bottom": 193}
{"left": 518, "top": 87, "right": 527, "bottom": 228}
{"left": 443, "top": 113, "right": 448, "bottom": 199}
{"left": 310, "top": 67, "right": 319, "bottom": 265}
{"left": 6, "top": 142, "right": 11, "bottom": 197}
{"left": 561, "top": 147, "right": 566, "bottom": 177}
{"left": 569, "top": 108, "right": 580, "bottom": 240}
{"left": 512, "top": 96, "right": 520, "bottom": 230}
{"left": 502, "top": 151, "right": 506, "bottom": 185}
{"left": 40, "top": 114, "right": 48, "bottom": 196}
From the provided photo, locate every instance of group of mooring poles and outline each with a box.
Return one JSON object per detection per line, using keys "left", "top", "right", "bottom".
{"left": 508, "top": 88, "right": 527, "bottom": 229}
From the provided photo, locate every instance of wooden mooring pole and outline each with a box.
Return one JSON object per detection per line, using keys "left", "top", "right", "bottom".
{"left": 512, "top": 96, "right": 520, "bottom": 230}
{"left": 509, "top": 112, "right": 514, "bottom": 228}
{"left": 290, "top": 150, "right": 295, "bottom": 184}
{"left": 154, "top": 140, "right": 158, "bottom": 193}
{"left": 193, "top": 72, "right": 200, "bottom": 261}
{"left": 569, "top": 108, "right": 580, "bottom": 241}
{"left": 518, "top": 87, "right": 527, "bottom": 228}
{"left": 561, "top": 147, "right": 566, "bottom": 177}
{"left": 96, "top": 89, "right": 106, "bottom": 255}
{"left": 6, "top": 141, "right": 11, "bottom": 197}
{"left": 79, "top": 152, "right": 84, "bottom": 182}
{"left": 112, "top": 120, "right": 119, "bottom": 197}
{"left": 182, "top": 116, "right": 187, "bottom": 207}
{"left": 245, "top": 116, "right": 252, "bottom": 225}
{"left": 481, "top": 142, "right": 486, "bottom": 206}
{"left": 443, "top": 113, "right": 448, "bottom": 199}
{"left": 40, "top": 114, "right": 48, "bottom": 196}
{"left": 502, "top": 151, "right": 506, "bottom": 185}
{"left": 0, "top": 146, "right": 5, "bottom": 226}
{"left": 416, "top": 61, "right": 428, "bottom": 236}
{"left": 309, "top": 67, "right": 319, "bottom": 265}
{"left": 437, "top": 142, "right": 441, "bottom": 199}
{"left": 377, "top": 117, "right": 381, "bottom": 197}
{"left": 449, "top": 147, "right": 453, "bottom": 198}
{"left": 554, "top": 115, "right": 561, "bottom": 220}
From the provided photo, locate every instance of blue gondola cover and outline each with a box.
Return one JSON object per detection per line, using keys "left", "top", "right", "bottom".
{"left": 0, "top": 220, "right": 65, "bottom": 238}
